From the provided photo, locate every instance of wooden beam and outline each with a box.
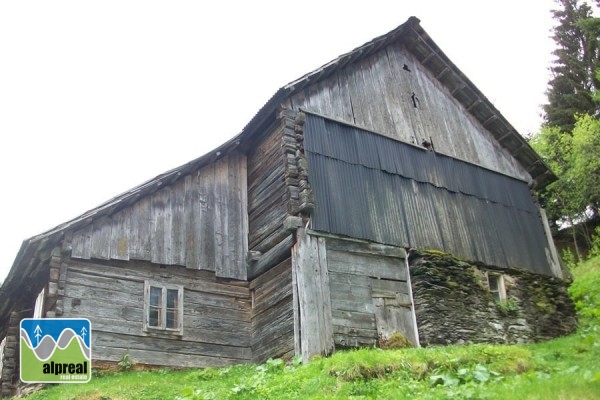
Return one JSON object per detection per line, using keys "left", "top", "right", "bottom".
{"left": 248, "top": 235, "right": 294, "bottom": 280}
{"left": 292, "top": 229, "right": 334, "bottom": 362}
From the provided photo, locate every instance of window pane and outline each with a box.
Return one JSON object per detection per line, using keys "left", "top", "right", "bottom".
{"left": 166, "top": 308, "right": 177, "bottom": 329}
{"left": 149, "top": 306, "right": 160, "bottom": 327}
{"left": 150, "top": 287, "right": 162, "bottom": 307}
{"left": 488, "top": 276, "right": 498, "bottom": 291}
{"left": 166, "top": 289, "right": 179, "bottom": 329}
{"left": 491, "top": 291, "right": 501, "bottom": 302}
{"left": 167, "top": 289, "right": 178, "bottom": 309}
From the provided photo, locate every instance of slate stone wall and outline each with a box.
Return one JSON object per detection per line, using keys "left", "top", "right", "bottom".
{"left": 0, "top": 312, "right": 20, "bottom": 398}
{"left": 410, "top": 251, "right": 577, "bottom": 346}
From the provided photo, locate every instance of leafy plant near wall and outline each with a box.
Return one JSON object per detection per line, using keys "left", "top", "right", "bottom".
{"left": 118, "top": 352, "right": 133, "bottom": 371}
{"left": 495, "top": 299, "right": 519, "bottom": 316}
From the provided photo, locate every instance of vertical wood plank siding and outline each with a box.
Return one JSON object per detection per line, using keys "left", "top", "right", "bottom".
{"left": 71, "top": 152, "right": 248, "bottom": 280}
{"left": 61, "top": 259, "right": 252, "bottom": 368}
{"left": 283, "top": 42, "right": 530, "bottom": 183}
{"left": 292, "top": 230, "right": 334, "bottom": 361}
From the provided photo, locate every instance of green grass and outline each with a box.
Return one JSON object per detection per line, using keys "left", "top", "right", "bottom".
{"left": 23, "top": 257, "right": 600, "bottom": 400}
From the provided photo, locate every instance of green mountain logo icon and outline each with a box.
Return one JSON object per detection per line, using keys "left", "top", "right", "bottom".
{"left": 20, "top": 318, "right": 91, "bottom": 383}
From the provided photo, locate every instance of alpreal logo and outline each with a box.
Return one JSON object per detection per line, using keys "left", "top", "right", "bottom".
{"left": 20, "top": 318, "right": 91, "bottom": 383}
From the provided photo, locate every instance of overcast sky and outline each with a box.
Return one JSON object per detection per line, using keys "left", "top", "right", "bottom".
{"left": 0, "top": 0, "right": 557, "bottom": 281}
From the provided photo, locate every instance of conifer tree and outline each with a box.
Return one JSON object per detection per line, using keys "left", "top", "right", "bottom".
{"left": 543, "top": 0, "right": 600, "bottom": 132}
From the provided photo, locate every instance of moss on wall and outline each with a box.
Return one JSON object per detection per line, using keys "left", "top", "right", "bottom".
{"left": 410, "top": 251, "right": 577, "bottom": 346}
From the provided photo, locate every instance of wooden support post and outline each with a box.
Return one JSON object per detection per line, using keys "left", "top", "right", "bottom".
{"left": 539, "top": 207, "right": 563, "bottom": 279}
{"left": 292, "top": 228, "right": 334, "bottom": 362}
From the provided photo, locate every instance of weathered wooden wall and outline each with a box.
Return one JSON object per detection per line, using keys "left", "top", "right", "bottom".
{"left": 247, "top": 120, "right": 288, "bottom": 254}
{"left": 250, "top": 258, "right": 294, "bottom": 363}
{"left": 283, "top": 42, "right": 530, "bottom": 182}
{"left": 325, "top": 237, "right": 416, "bottom": 348}
{"left": 70, "top": 151, "right": 248, "bottom": 280}
{"left": 60, "top": 258, "right": 252, "bottom": 368}
{"left": 292, "top": 230, "right": 334, "bottom": 361}
{"left": 292, "top": 230, "right": 415, "bottom": 360}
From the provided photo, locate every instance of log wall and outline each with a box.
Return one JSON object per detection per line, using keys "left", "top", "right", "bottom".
{"left": 283, "top": 42, "right": 531, "bottom": 182}
{"left": 60, "top": 258, "right": 252, "bottom": 368}
{"left": 70, "top": 151, "right": 248, "bottom": 280}
{"left": 247, "top": 120, "right": 288, "bottom": 254}
{"left": 250, "top": 258, "right": 294, "bottom": 363}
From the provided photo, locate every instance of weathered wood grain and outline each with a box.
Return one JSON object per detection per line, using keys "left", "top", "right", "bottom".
{"left": 286, "top": 42, "right": 531, "bottom": 182}
{"left": 327, "top": 249, "right": 407, "bottom": 281}
{"left": 60, "top": 258, "right": 253, "bottom": 366}
{"left": 93, "top": 345, "right": 247, "bottom": 368}
{"left": 248, "top": 235, "right": 294, "bottom": 280}
{"left": 292, "top": 230, "right": 334, "bottom": 361}
{"left": 322, "top": 235, "right": 407, "bottom": 258}
{"left": 247, "top": 118, "right": 289, "bottom": 252}
{"left": 251, "top": 258, "right": 294, "bottom": 363}
{"left": 70, "top": 152, "right": 248, "bottom": 280}
{"left": 94, "top": 331, "right": 251, "bottom": 360}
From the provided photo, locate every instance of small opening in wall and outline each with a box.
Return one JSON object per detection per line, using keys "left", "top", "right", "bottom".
{"left": 487, "top": 273, "right": 507, "bottom": 302}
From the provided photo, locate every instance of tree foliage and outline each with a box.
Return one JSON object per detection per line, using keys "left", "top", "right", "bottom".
{"left": 534, "top": 0, "right": 600, "bottom": 259}
{"left": 531, "top": 114, "right": 600, "bottom": 256}
{"left": 543, "top": 0, "right": 600, "bottom": 132}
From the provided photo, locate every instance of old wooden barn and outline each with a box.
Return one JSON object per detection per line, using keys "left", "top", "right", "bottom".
{"left": 0, "top": 16, "right": 576, "bottom": 396}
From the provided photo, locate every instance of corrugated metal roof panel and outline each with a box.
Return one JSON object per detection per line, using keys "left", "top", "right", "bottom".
{"left": 304, "top": 114, "right": 552, "bottom": 274}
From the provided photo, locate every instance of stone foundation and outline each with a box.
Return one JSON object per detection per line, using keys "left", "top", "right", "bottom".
{"left": 410, "top": 251, "right": 577, "bottom": 346}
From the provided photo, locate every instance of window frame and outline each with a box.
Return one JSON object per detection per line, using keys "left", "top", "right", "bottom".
{"left": 143, "top": 281, "right": 184, "bottom": 336}
{"left": 486, "top": 272, "right": 507, "bottom": 303}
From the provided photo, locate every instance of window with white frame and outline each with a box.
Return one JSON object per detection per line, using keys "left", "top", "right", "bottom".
{"left": 143, "top": 281, "right": 184, "bottom": 334}
{"left": 487, "top": 272, "right": 507, "bottom": 302}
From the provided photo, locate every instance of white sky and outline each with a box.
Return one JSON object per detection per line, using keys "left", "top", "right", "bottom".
{"left": 0, "top": 0, "right": 557, "bottom": 282}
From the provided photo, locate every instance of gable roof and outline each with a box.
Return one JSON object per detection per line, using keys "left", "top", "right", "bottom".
{"left": 0, "top": 16, "right": 555, "bottom": 334}
{"left": 240, "top": 16, "right": 555, "bottom": 188}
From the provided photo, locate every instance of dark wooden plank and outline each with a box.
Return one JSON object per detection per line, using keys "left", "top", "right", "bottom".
{"left": 293, "top": 230, "right": 334, "bottom": 361}
{"left": 370, "top": 278, "right": 409, "bottom": 297}
{"left": 93, "top": 345, "right": 249, "bottom": 368}
{"left": 130, "top": 196, "right": 152, "bottom": 261}
{"left": 150, "top": 186, "right": 171, "bottom": 265}
{"left": 248, "top": 235, "right": 294, "bottom": 280}
{"left": 332, "top": 309, "right": 376, "bottom": 331}
{"left": 184, "top": 174, "right": 200, "bottom": 269}
{"left": 66, "top": 259, "right": 250, "bottom": 298}
{"left": 323, "top": 236, "right": 406, "bottom": 258}
{"left": 327, "top": 249, "right": 407, "bottom": 281}
{"left": 71, "top": 224, "right": 92, "bottom": 259}
{"left": 109, "top": 208, "right": 130, "bottom": 261}
{"left": 334, "top": 334, "right": 377, "bottom": 348}
{"left": 200, "top": 162, "right": 216, "bottom": 272}
{"left": 94, "top": 331, "right": 251, "bottom": 361}
{"left": 171, "top": 178, "right": 186, "bottom": 266}
{"left": 249, "top": 257, "right": 291, "bottom": 290}
{"left": 90, "top": 216, "right": 112, "bottom": 260}
{"left": 86, "top": 315, "right": 251, "bottom": 347}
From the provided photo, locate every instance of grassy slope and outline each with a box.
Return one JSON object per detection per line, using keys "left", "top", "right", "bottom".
{"left": 24, "top": 257, "right": 600, "bottom": 400}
